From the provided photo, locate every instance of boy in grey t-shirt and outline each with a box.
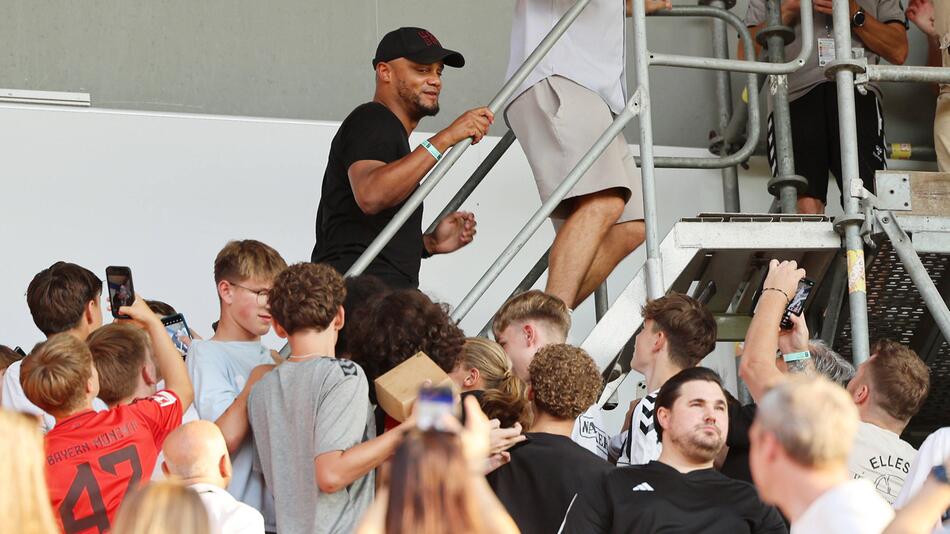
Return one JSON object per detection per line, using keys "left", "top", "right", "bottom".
{"left": 248, "top": 263, "right": 415, "bottom": 534}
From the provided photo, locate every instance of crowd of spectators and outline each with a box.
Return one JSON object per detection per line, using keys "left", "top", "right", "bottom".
{"left": 3, "top": 0, "right": 947, "bottom": 531}
{"left": 2, "top": 248, "right": 948, "bottom": 534}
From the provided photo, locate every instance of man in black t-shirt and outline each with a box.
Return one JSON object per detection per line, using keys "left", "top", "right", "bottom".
{"left": 486, "top": 344, "right": 611, "bottom": 534}
{"left": 312, "top": 27, "right": 494, "bottom": 289}
{"left": 563, "top": 368, "right": 786, "bottom": 534}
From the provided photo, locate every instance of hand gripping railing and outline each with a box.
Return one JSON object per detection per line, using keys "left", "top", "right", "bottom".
{"left": 346, "top": 0, "right": 592, "bottom": 277}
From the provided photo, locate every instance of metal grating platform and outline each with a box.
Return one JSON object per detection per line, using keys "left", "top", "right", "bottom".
{"left": 834, "top": 240, "right": 950, "bottom": 443}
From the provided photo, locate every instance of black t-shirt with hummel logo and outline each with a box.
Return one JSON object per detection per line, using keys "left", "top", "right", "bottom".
{"left": 561, "top": 461, "right": 787, "bottom": 534}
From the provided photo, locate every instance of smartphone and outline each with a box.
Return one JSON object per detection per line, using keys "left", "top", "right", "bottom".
{"left": 161, "top": 313, "right": 193, "bottom": 358}
{"left": 781, "top": 278, "right": 815, "bottom": 330}
{"left": 416, "top": 385, "right": 455, "bottom": 431}
{"left": 105, "top": 266, "right": 135, "bottom": 319}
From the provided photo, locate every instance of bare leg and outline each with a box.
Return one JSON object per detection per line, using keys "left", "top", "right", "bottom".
{"left": 797, "top": 196, "right": 825, "bottom": 214}
{"left": 545, "top": 190, "right": 625, "bottom": 308}
{"left": 572, "top": 220, "right": 645, "bottom": 308}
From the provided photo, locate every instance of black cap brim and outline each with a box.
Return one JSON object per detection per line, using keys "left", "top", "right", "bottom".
{"left": 405, "top": 46, "right": 465, "bottom": 68}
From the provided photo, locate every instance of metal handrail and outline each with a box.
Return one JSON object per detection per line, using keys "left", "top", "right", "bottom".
{"left": 451, "top": 89, "right": 647, "bottom": 321}
{"left": 866, "top": 64, "right": 950, "bottom": 83}
{"left": 649, "top": 0, "right": 815, "bottom": 74}
{"left": 346, "top": 0, "right": 592, "bottom": 277}
{"left": 346, "top": 0, "right": 812, "bottom": 280}
{"left": 640, "top": 5, "right": 760, "bottom": 170}
{"left": 425, "top": 130, "right": 516, "bottom": 234}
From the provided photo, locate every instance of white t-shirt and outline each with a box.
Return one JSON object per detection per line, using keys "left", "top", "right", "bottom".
{"left": 1, "top": 358, "right": 108, "bottom": 432}
{"left": 572, "top": 404, "right": 609, "bottom": 459}
{"left": 792, "top": 479, "right": 895, "bottom": 534}
{"left": 893, "top": 427, "right": 950, "bottom": 533}
{"left": 613, "top": 389, "right": 661, "bottom": 466}
{"left": 190, "top": 483, "right": 265, "bottom": 534}
{"left": 187, "top": 340, "right": 276, "bottom": 530}
{"left": 506, "top": 0, "right": 628, "bottom": 113}
{"left": 848, "top": 421, "right": 918, "bottom": 504}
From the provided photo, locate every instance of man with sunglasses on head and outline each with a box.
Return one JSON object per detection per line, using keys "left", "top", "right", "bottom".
{"left": 312, "top": 27, "right": 489, "bottom": 289}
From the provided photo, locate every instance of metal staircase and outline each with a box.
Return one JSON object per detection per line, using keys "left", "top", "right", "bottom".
{"left": 315, "top": 0, "right": 950, "bottom": 440}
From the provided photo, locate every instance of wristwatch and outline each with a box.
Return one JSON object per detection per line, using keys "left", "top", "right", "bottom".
{"left": 933, "top": 465, "right": 950, "bottom": 485}
{"left": 851, "top": 8, "right": 866, "bottom": 28}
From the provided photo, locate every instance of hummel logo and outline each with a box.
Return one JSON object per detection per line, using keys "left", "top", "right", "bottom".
{"left": 632, "top": 483, "right": 655, "bottom": 492}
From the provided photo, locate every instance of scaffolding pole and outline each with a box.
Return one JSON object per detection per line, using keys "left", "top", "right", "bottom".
{"left": 709, "top": 0, "right": 740, "bottom": 212}
{"left": 831, "top": 0, "right": 870, "bottom": 364}
{"left": 762, "top": 0, "right": 804, "bottom": 213}
{"left": 632, "top": 0, "right": 664, "bottom": 300}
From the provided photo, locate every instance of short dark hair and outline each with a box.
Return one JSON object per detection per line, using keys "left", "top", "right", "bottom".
{"left": 642, "top": 293, "right": 717, "bottom": 369}
{"left": 0, "top": 345, "right": 24, "bottom": 371}
{"left": 268, "top": 263, "right": 346, "bottom": 335}
{"left": 26, "top": 262, "right": 102, "bottom": 336}
{"left": 348, "top": 290, "right": 465, "bottom": 387}
{"left": 654, "top": 367, "right": 724, "bottom": 442}
{"left": 337, "top": 274, "right": 391, "bottom": 356}
{"left": 87, "top": 324, "right": 152, "bottom": 406}
{"left": 145, "top": 300, "right": 177, "bottom": 317}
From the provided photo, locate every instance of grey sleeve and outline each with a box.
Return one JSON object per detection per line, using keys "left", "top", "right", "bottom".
{"left": 744, "top": 0, "right": 767, "bottom": 27}
{"left": 874, "top": 0, "right": 908, "bottom": 26}
{"left": 313, "top": 373, "right": 370, "bottom": 457}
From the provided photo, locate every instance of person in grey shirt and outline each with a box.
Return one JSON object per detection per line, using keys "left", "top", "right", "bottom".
{"left": 743, "top": 0, "right": 908, "bottom": 214}
{"left": 248, "top": 262, "right": 414, "bottom": 534}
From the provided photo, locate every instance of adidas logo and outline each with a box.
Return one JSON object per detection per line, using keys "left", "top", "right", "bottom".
{"left": 632, "top": 483, "right": 654, "bottom": 492}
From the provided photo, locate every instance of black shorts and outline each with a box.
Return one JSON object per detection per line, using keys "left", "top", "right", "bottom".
{"left": 767, "top": 82, "right": 887, "bottom": 207}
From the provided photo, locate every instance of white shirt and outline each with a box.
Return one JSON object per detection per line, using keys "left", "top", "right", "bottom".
{"left": 792, "top": 479, "right": 894, "bottom": 534}
{"left": 1, "top": 358, "right": 108, "bottom": 432}
{"left": 506, "top": 0, "right": 628, "bottom": 113}
{"left": 190, "top": 483, "right": 265, "bottom": 534}
{"left": 848, "top": 421, "right": 918, "bottom": 504}
{"left": 893, "top": 427, "right": 950, "bottom": 533}
{"left": 614, "top": 389, "right": 661, "bottom": 466}
{"left": 572, "top": 404, "right": 609, "bottom": 459}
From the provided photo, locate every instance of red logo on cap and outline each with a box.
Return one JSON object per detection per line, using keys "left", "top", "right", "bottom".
{"left": 418, "top": 30, "right": 440, "bottom": 46}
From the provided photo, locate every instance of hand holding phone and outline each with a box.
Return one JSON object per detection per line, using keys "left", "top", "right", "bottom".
{"left": 416, "top": 385, "right": 455, "bottom": 431}
{"left": 781, "top": 278, "right": 815, "bottom": 330}
{"left": 106, "top": 266, "right": 135, "bottom": 319}
{"left": 161, "top": 313, "right": 194, "bottom": 357}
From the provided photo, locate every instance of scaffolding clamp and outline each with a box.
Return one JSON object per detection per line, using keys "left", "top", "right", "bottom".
{"left": 698, "top": 0, "right": 737, "bottom": 10}
{"left": 767, "top": 174, "right": 809, "bottom": 196}
{"left": 756, "top": 24, "right": 795, "bottom": 48}
{"left": 825, "top": 57, "right": 870, "bottom": 94}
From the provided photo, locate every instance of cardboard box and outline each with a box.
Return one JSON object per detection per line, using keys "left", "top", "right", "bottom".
{"left": 374, "top": 351, "right": 455, "bottom": 422}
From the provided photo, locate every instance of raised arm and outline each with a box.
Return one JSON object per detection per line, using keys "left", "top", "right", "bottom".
{"left": 120, "top": 296, "right": 195, "bottom": 411}
{"left": 739, "top": 260, "right": 805, "bottom": 401}
{"left": 349, "top": 107, "right": 493, "bottom": 215}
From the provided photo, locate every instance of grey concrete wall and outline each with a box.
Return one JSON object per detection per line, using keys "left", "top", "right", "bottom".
{"left": 1, "top": 1, "right": 936, "bottom": 148}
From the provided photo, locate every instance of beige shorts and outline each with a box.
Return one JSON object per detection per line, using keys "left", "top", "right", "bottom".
{"left": 507, "top": 75, "right": 644, "bottom": 223}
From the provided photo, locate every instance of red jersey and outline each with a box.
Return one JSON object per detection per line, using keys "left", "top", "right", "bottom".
{"left": 44, "top": 390, "right": 183, "bottom": 533}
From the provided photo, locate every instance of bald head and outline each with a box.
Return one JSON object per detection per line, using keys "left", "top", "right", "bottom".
{"left": 162, "top": 421, "right": 231, "bottom": 486}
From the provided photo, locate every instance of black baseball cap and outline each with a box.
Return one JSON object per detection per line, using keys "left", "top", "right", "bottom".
{"left": 373, "top": 27, "right": 465, "bottom": 69}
